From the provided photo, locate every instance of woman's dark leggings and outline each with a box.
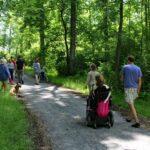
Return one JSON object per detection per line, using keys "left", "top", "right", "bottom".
{"left": 9, "top": 69, "right": 14, "bottom": 80}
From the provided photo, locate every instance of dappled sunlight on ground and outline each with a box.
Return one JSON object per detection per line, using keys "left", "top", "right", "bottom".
{"left": 101, "top": 131, "right": 150, "bottom": 150}
{"left": 21, "top": 75, "right": 150, "bottom": 150}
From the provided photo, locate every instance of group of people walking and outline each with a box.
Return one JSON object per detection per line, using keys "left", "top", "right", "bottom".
{"left": 0, "top": 55, "right": 25, "bottom": 92}
{"left": 0, "top": 54, "right": 142, "bottom": 128}
{"left": 0, "top": 55, "right": 46, "bottom": 92}
{"left": 86, "top": 55, "right": 142, "bottom": 128}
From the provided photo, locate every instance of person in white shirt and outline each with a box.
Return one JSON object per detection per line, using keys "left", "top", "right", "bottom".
{"left": 87, "top": 63, "right": 100, "bottom": 94}
{"left": 33, "top": 58, "right": 41, "bottom": 85}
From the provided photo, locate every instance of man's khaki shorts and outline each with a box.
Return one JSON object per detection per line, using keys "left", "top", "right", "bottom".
{"left": 125, "top": 88, "right": 138, "bottom": 104}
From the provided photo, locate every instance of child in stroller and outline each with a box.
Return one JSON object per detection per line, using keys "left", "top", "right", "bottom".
{"left": 86, "top": 74, "right": 114, "bottom": 128}
{"left": 40, "top": 66, "right": 47, "bottom": 82}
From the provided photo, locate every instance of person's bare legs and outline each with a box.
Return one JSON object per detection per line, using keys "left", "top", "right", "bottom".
{"left": 128, "top": 103, "right": 139, "bottom": 123}
{"left": 35, "top": 74, "right": 39, "bottom": 84}
{"left": 1, "top": 82, "right": 7, "bottom": 92}
{"left": 126, "top": 108, "right": 133, "bottom": 121}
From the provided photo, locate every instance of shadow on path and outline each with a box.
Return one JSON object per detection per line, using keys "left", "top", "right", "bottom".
{"left": 21, "top": 75, "right": 150, "bottom": 150}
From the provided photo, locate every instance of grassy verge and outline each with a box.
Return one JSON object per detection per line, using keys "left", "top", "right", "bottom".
{"left": 25, "top": 67, "right": 88, "bottom": 94}
{"left": 25, "top": 66, "right": 34, "bottom": 77}
{"left": 0, "top": 89, "right": 34, "bottom": 150}
{"left": 47, "top": 72, "right": 89, "bottom": 94}
{"left": 112, "top": 92, "right": 150, "bottom": 118}
{"left": 25, "top": 67, "right": 150, "bottom": 118}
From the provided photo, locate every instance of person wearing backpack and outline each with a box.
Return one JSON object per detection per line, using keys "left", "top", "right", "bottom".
{"left": 16, "top": 55, "right": 25, "bottom": 84}
{"left": 0, "top": 58, "right": 10, "bottom": 92}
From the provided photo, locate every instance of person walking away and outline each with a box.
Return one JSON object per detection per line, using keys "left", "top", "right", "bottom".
{"left": 16, "top": 56, "right": 25, "bottom": 84}
{"left": 10, "top": 56, "right": 16, "bottom": 78}
{"left": 7, "top": 59, "right": 15, "bottom": 84}
{"left": 87, "top": 63, "right": 100, "bottom": 94}
{"left": 121, "top": 55, "right": 142, "bottom": 128}
{"left": 0, "top": 58, "right": 10, "bottom": 92}
{"left": 33, "top": 58, "right": 41, "bottom": 85}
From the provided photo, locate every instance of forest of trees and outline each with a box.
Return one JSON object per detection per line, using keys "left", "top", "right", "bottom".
{"left": 0, "top": 0, "right": 149, "bottom": 90}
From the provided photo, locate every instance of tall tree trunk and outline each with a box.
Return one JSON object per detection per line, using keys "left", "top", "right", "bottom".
{"left": 39, "top": 4, "right": 45, "bottom": 66}
{"left": 60, "top": 0, "right": 69, "bottom": 73}
{"left": 8, "top": 27, "right": 12, "bottom": 53}
{"left": 145, "top": 0, "right": 149, "bottom": 51}
{"left": 19, "top": 34, "right": 23, "bottom": 54}
{"left": 69, "top": 0, "right": 77, "bottom": 75}
{"left": 115, "top": 0, "right": 123, "bottom": 87}
{"left": 140, "top": 0, "right": 144, "bottom": 54}
{"left": 88, "top": 3, "right": 95, "bottom": 56}
{"left": 104, "top": 0, "right": 109, "bottom": 62}
{"left": 128, "top": 0, "right": 131, "bottom": 53}
{"left": 148, "top": 0, "right": 150, "bottom": 52}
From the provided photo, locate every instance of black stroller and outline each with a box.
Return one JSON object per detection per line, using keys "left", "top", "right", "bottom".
{"left": 40, "top": 67, "right": 47, "bottom": 82}
{"left": 86, "top": 84, "right": 114, "bottom": 129}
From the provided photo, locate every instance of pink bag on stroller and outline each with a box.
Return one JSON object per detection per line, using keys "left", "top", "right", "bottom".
{"left": 96, "top": 100, "right": 110, "bottom": 118}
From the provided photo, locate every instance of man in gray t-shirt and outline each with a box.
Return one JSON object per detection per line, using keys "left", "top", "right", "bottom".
{"left": 121, "top": 56, "right": 142, "bottom": 128}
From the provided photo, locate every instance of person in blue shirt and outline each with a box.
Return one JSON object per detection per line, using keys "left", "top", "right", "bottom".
{"left": 121, "top": 55, "right": 142, "bottom": 128}
{"left": 0, "top": 58, "right": 10, "bottom": 92}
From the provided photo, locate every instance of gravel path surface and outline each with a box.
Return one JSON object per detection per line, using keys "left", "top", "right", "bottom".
{"left": 21, "top": 75, "right": 150, "bottom": 150}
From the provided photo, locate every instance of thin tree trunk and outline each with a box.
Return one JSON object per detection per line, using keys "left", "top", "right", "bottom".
{"left": 104, "top": 0, "right": 109, "bottom": 62}
{"left": 39, "top": 4, "right": 45, "bottom": 66}
{"left": 69, "top": 0, "right": 77, "bottom": 75}
{"left": 140, "top": 0, "right": 144, "bottom": 54}
{"left": 145, "top": 0, "right": 149, "bottom": 51}
{"left": 115, "top": 0, "right": 123, "bottom": 87}
{"left": 128, "top": 0, "right": 131, "bottom": 53}
{"left": 60, "top": 0, "right": 69, "bottom": 73}
{"left": 145, "top": 0, "right": 148, "bottom": 49}
{"left": 148, "top": 0, "right": 150, "bottom": 51}
{"left": 19, "top": 36, "right": 23, "bottom": 54}
{"left": 88, "top": 4, "right": 95, "bottom": 56}
{"left": 8, "top": 27, "right": 12, "bottom": 53}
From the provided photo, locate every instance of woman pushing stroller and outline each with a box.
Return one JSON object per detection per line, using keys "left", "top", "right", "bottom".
{"left": 86, "top": 74, "right": 114, "bottom": 128}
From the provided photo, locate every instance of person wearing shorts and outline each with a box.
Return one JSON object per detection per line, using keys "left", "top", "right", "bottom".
{"left": 121, "top": 55, "right": 142, "bottom": 128}
{"left": 86, "top": 63, "right": 100, "bottom": 94}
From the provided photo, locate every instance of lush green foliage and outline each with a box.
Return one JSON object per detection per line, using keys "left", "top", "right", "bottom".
{"left": 0, "top": 1, "right": 149, "bottom": 104}
{"left": 0, "top": 91, "right": 34, "bottom": 149}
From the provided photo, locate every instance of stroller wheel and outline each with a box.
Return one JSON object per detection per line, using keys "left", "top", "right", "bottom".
{"left": 106, "top": 123, "right": 111, "bottom": 129}
{"left": 93, "top": 121, "right": 98, "bottom": 129}
{"left": 109, "top": 111, "right": 114, "bottom": 127}
{"left": 86, "top": 115, "right": 91, "bottom": 126}
{"left": 86, "top": 121, "right": 91, "bottom": 127}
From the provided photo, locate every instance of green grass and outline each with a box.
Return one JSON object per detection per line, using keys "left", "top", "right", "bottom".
{"left": 25, "top": 67, "right": 150, "bottom": 118}
{"left": 48, "top": 73, "right": 150, "bottom": 118}
{"left": 113, "top": 92, "right": 150, "bottom": 118}
{"left": 0, "top": 90, "right": 34, "bottom": 150}
{"left": 25, "top": 66, "right": 34, "bottom": 77}
{"left": 47, "top": 72, "right": 89, "bottom": 94}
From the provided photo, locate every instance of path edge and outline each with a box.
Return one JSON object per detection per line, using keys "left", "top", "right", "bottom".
{"left": 17, "top": 97, "right": 53, "bottom": 150}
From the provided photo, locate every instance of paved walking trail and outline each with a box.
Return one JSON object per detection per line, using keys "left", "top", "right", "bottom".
{"left": 21, "top": 75, "right": 150, "bottom": 150}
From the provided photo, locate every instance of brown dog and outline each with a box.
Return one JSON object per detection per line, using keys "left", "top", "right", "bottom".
{"left": 10, "top": 83, "right": 21, "bottom": 96}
